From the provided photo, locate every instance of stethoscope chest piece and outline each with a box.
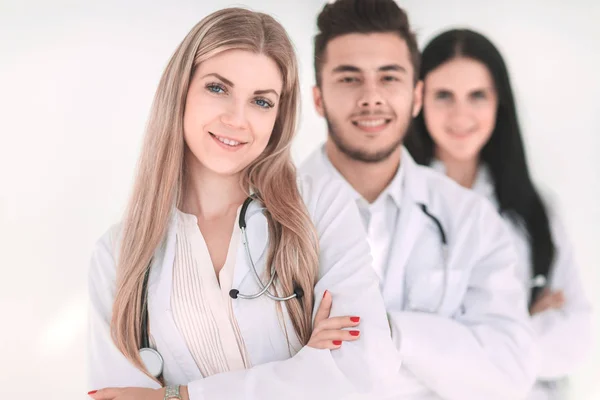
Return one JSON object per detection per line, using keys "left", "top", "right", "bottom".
{"left": 137, "top": 196, "right": 301, "bottom": 374}
{"left": 530, "top": 274, "right": 547, "bottom": 288}
{"left": 140, "top": 347, "right": 164, "bottom": 378}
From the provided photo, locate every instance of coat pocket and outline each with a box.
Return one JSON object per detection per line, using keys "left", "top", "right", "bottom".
{"left": 406, "top": 269, "right": 467, "bottom": 316}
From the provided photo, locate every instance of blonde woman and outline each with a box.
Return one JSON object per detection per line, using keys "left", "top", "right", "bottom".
{"left": 87, "top": 7, "right": 399, "bottom": 400}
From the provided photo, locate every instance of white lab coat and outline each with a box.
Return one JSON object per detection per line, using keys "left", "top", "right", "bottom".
{"left": 300, "top": 146, "right": 539, "bottom": 400}
{"left": 449, "top": 163, "right": 593, "bottom": 400}
{"left": 87, "top": 175, "right": 402, "bottom": 400}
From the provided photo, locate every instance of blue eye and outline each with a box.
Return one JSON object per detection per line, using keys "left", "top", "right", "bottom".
{"left": 255, "top": 98, "right": 274, "bottom": 109}
{"left": 206, "top": 83, "right": 226, "bottom": 94}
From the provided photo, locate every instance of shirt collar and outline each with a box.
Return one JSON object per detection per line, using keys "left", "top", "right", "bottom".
{"left": 320, "top": 145, "right": 404, "bottom": 210}
{"left": 379, "top": 161, "right": 403, "bottom": 210}
{"left": 430, "top": 158, "right": 496, "bottom": 202}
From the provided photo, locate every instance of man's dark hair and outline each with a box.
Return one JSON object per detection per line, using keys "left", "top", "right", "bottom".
{"left": 314, "top": 0, "right": 420, "bottom": 86}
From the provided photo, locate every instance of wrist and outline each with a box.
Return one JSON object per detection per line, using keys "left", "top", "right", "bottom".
{"left": 161, "top": 385, "right": 188, "bottom": 400}
{"left": 180, "top": 386, "right": 189, "bottom": 400}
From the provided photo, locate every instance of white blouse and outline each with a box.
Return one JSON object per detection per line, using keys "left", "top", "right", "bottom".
{"left": 170, "top": 209, "right": 250, "bottom": 377}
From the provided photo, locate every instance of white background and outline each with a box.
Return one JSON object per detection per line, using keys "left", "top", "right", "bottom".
{"left": 0, "top": 1, "right": 598, "bottom": 399}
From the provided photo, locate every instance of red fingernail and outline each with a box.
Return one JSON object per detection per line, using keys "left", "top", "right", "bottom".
{"left": 88, "top": 391, "right": 98, "bottom": 395}
{"left": 333, "top": 340, "right": 342, "bottom": 345}
{"left": 323, "top": 290, "right": 328, "bottom": 299}
{"left": 349, "top": 330, "right": 360, "bottom": 336}
{"left": 350, "top": 317, "right": 360, "bottom": 322}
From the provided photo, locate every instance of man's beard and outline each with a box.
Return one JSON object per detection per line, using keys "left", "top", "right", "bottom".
{"left": 323, "top": 103, "right": 413, "bottom": 164}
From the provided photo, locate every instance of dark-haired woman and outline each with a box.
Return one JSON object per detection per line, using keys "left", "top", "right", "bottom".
{"left": 406, "top": 28, "right": 592, "bottom": 400}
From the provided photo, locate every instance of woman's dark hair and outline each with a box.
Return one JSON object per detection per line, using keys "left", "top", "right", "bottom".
{"left": 405, "top": 29, "right": 555, "bottom": 304}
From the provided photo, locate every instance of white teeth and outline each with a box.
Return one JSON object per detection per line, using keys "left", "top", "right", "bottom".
{"left": 215, "top": 135, "right": 241, "bottom": 146}
{"left": 356, "top": 119, "right": 386, "bottom": 127}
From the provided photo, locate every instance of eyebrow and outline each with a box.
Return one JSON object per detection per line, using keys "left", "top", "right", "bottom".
{"left": 202, "top": 73, "right": 234, "bottom": 86}
{"left": 432, "top": 86, "right": 494, "bottom": 92}
{"left": 331, "top": 64, "right": 407, "bottom": 74}
{"left": 379, "top": 64, "right": 407, "bottom": 73}
{"left": 332, "top": 65, "right": 361, "bottom": 73}
{"left": 254, "top": 89, "right": 280, "bottom": 98}
{"left": 201, "top": 73, "right": 280, "bottom": 98}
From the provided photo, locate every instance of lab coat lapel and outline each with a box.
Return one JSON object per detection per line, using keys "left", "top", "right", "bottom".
{"left": 382, "top": 149, "right": 430, "bottom": 309}
{"left": 149, "top": 212, "right": 200, "bottom": 381}
{"left": 471, "top": 165, "right": 498, "bottom": 209}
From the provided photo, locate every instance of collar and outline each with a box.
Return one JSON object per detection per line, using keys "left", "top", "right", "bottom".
{"left": 430, "top": 159, "right": 496, "bottom": 202}
{"left": 318, "top": 144, "right": 405, "bottom": 209}
{"left": 398, "top": 147, "right": 429, "bottom": 207}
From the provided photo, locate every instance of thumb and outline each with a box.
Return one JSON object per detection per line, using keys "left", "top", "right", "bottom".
{"left": 553, "top": 290, "right": 565, "bottom": 300}
{"left": 314, "top": 290, "right": 333, "bottom": 327}
{"left": 551, "top": 291, "right": 565, "bottom": 306}
{"left": 530, "top": 294, "right": 552, "bottom": 315}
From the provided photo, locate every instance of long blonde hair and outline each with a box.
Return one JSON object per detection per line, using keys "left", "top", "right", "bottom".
{"left": 111, "top": 8, "right": 319, "bottom": 381}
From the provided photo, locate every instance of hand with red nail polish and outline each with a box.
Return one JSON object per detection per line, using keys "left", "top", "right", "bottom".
{"left": 307, "top": 290, "right": 361, "bottom": 350}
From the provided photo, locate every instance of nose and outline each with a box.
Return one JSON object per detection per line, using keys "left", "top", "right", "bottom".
{"left": 448, "top": 102, "right": 476, "bottom": 132}
{"left": 357, "top": 82, "right": 383, "bottom": 108}
{"left": 221, "top": 99, "right": 249, "bottom": 131}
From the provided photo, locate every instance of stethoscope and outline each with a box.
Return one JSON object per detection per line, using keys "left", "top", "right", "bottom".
{"left": 228, "top": 196, "right": 304, "bottom": 301}
{"left": 416, "top": 203, "right": 549, "bottom": 310}
{"left": 138, "top": 196, "right": 303, "bottom": 378}
{"left": 401, "top": 203, "right": 449, "bottom": 313}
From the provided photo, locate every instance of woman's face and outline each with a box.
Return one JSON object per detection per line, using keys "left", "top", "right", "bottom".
{"left": 422, "top": 57, "right": 498, "bottom": 163}
{"left": 183, "top": 49, "right": 283, "bottom": 176}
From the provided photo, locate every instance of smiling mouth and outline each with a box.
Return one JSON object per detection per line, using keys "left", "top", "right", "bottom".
{"left": 447, "top": 130, "right": 476, "bottom": 138}
{"left": 352, "top": 118, "right": 392, "bottom": 128}
{"left": 351, "top": 118, "right": 392, "bottom": 131}
{"left": 209, "top": 132, "right": 247, "bottom": 147}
